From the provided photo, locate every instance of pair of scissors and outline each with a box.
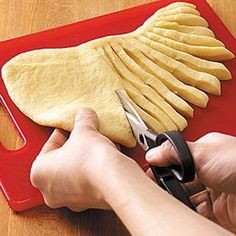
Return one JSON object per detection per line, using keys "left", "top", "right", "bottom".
{"left": 116, "top": 90, "right": 196, "bottom": 211}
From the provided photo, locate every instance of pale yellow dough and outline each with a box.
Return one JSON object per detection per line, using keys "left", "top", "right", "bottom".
{"left": 1, "top": 2, "right": 234, "bottom": 148}
{"left": 2, "top": 47, "right": 136, "bottom": 147}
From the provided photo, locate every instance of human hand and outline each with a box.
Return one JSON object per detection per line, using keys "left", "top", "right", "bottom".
{"left": 31, "top": 120, "right": 235, "bottom": 236}
{"left": 30, "top": 108, "right": 127, "bottom": 212}
{"left": 145, "top": 132, "right": 236, "bottom": 233}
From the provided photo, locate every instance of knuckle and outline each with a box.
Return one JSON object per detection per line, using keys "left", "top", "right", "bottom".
{"left": 42, "top": 184, "right": 63, "bottom": 209}
{"left": 76, "top": 113, "right": 96, "bottom": 123}
{"left": 161, "top": 140, "right": 179, "bottom": 164}
{"left": 75, "top": 109, "right": 98, "bottom": 123}
{"left": 73, "top": 112, "right": 98, "bottom": 133}
{"left": 162, "top": 140, "right": 174, "bottom": 154}
{"left": 44, "top": 196, "right": 61, "bottom": 209}
{"left": 202, "top": 132, "right": 221, "bottom": 141}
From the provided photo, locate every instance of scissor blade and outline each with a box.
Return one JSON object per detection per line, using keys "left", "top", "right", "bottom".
{"left": 115, "top": 90, "right": 147, "bottom": 129}
{"left": 116, "top": 90, "right": 149, "bottom": 150}
{"left": 125, "top": 112, "right": 150, "bottom": 150}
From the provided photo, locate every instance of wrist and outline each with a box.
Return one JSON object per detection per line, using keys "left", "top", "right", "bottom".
{"left": 96, "top": 154, "right": 145, "bottom": 208}
{"left": 85, "top": 146, "right": 134, "bottom": 190}
{"left": 91, "top": 151, "right": 139, "bottom": 204}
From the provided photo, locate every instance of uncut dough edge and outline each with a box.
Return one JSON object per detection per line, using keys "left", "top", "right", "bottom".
{"left": 2, "top": 47, "right": 137, "bottom": 148}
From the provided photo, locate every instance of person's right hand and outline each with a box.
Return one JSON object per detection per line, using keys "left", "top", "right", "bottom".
{"left": 145, "top": 132, "right": 236, "bottom": 234}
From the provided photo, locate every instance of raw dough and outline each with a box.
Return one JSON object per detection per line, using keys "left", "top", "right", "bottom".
{"left": 2, "top": 2, "right": 234, "bottom": 147}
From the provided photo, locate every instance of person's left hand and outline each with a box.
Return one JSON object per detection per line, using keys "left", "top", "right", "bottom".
{"left": 30, "top": 108, "right": 127, "bottom": 212}
{"left": 145, "top": 133, "right": 236, "bottom": 234}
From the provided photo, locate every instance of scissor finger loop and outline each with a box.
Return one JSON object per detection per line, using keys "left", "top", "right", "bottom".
{"left": 156, "top": 131, "right": 195, "bottom": 183}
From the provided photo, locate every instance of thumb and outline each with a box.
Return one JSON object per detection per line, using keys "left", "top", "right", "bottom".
{"left": 72, "top": 107, "right": 99, "bottom": 135}
{"left": 145, "top": 140, "right": 181, "bottom": 166}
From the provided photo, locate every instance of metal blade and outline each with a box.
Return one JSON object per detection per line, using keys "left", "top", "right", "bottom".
{"left": 116, "top": 90, "right": 147, "bottom": 128}
{"left": 116, "top": 90, "right": 149, "bottom": 150}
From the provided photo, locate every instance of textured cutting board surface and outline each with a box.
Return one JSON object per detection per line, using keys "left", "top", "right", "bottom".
{"left": 0, "top": 0, "right": 236, "bottom": 212}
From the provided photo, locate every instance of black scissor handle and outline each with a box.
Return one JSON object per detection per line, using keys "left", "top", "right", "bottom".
{"left": 145, "top": 130, "right": 195, "bottom": 183}
{"left": 144, "top": 130, "right": 196, "bottom": 210}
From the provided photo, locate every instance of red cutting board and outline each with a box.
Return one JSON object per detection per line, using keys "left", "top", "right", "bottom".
{"left": 0, "top": 0, "right": 236, "bottom": 212}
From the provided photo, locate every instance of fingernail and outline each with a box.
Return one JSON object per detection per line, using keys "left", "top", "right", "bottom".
{"left": 197, "top": 201, "right": 209, "bottom": 215}
{"left": 79, "top": 107, "right": 91, "bottom": 114}
{"left": 146, "top": 148, "right": 158, "bottom": 161}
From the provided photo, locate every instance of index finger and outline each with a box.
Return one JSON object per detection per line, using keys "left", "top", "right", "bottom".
{"left": 39, "top": 128, "right": 69, "bottom": 155}
{"left": 145, "top": 140, "right": 181, "bottom": 166}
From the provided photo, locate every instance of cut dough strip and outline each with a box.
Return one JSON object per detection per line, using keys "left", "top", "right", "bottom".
{"left": 99, "top": 45, "right": 179, "bottom": 131}
{"left": 157, "top": 2, "right": 196, "bottom": 12}
{"left": 152, "top": 27, "right": 223, "bottom": 47}
{"left": 155, "top": 6, "right": 200, "bottom": 17}
{"left": 143, "top": 31, "right": 234, "bottom": 61}
{"left": 98, "top": 45, "right": 172, "bottom": 131}
{"left": 140, "top": 2, "right": 197, "bottom": 29}
{"left": 155, "top": 13, "right": 209, "bottom": 27}
{"left": 99, "top": 45, "right": 176, "bottom": 130}
{"left": 137, "top": 35, "right": 232, "bottom": 80}
{"left": 122, "top": 80, "right": 178, "bottom": 131}
{"left": 129, "top": 99, "right": 167, "bottom": 133}
{"left": 110, "top": 41, "right": 194, "bottom": 117}
{"left": 129, "top": 37, "right": 221, "bottom": 95}
{"left": 118, "top": 38, "right": 209, "bottom": 107}
{"left": 102, "top": 43, "right": 187, "bottom": 130}
{"left": 155, "top": 21, "right": 215, "bottom": 38}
